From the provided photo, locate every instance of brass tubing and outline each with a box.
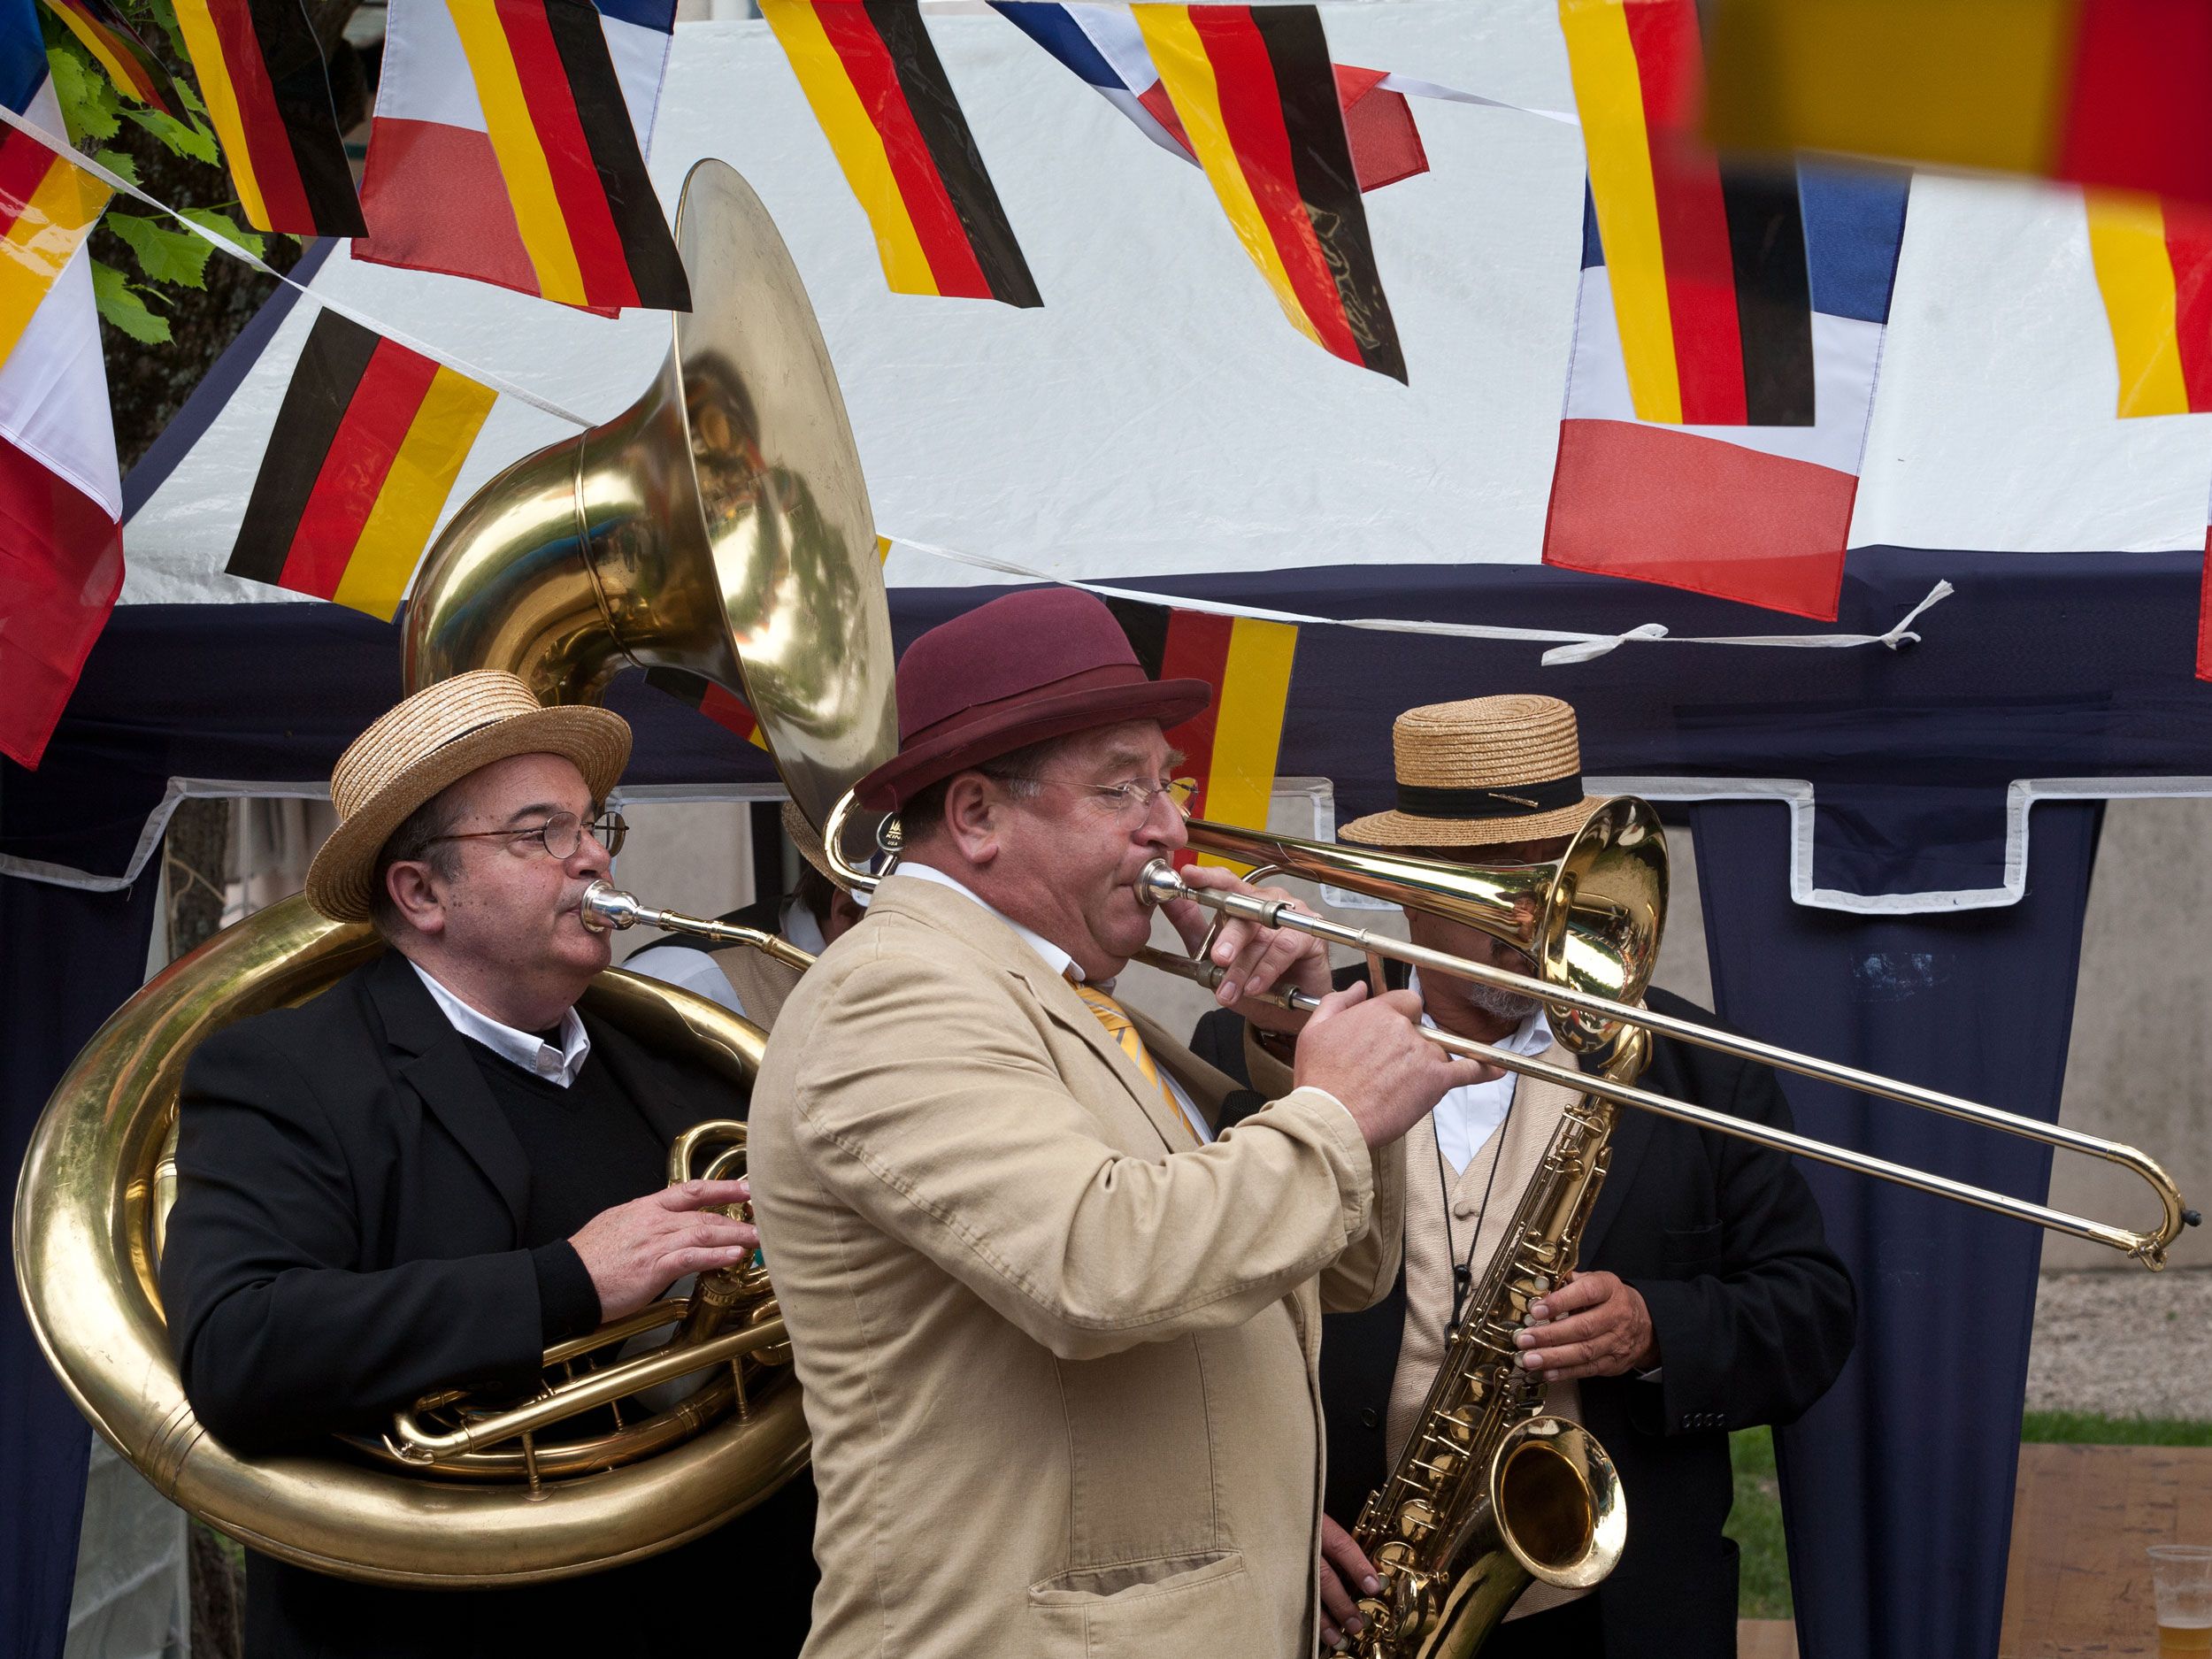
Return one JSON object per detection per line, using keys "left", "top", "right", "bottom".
{"left": 580, "top": 882, "right": 818, "bottom": 974}
{"left": 1140, "top": 939, "right": 2191, "bottom": 1268}
{"left": 388, "top": 1319, "right": 787, "bottom": 1461}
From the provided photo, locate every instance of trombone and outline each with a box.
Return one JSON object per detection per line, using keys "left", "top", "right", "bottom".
{"left": 820, "top": 787, "right": 2199, "bottom": 1271}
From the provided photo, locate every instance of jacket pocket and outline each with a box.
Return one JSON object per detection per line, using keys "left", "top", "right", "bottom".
{"left": 1026, "top": 1550, "right": 1252, "bottom": 1655}
{"left": 1662, "top": 1219, "right": 1722, "bottom": 1270}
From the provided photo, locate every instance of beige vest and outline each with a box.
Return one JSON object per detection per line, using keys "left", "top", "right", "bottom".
{"left": 1388, "top": 1050, "right": 1591, "bottom": 1620}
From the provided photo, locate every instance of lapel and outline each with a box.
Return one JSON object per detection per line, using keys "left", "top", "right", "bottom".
{"left": 364, "top": 950, "right": 533, "bottom": 1230}
{"left": 1129, "top": 1005, "right": 1238, "bottom": 1133}
{"left": 581, "top": 1012, "right": 699, "bottom": 1145}
{"left": 872, "top": 874, "right": 1196, "bottom": 1155}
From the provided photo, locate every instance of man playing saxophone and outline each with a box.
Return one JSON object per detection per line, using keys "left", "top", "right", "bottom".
{"left": 747, "top": 588, "right": 1494, "bottom": 1657}
{"left": 1193, "top": 696, "right": 1856, "bottom": 1658}
{"left": 160, "top": 671, "right": 817, "bottom": 1657}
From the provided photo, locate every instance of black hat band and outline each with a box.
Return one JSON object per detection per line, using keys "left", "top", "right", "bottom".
{"left": 1394, "top": 774, "right": 1584, "bottom": 819}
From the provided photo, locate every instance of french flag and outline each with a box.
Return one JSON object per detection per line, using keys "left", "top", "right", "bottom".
{"left": 1542, "top": 165, "right": 1911, "bottom": 619}
{"left": 993, "top": 2, "right": 1426, "bottom": 194}
{"left": 0, "top": 0, "right": 123, "bottom": 769}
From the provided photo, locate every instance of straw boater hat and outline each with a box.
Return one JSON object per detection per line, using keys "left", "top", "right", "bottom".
{"left": 855, "top": 588, "right": 1212, "bottom": 811}
{"left": 780, "top": 798, "right": 836, "bottom": 884}
{"left": 1340, "top": 695, "right": 1603, "bottom": 850}
{"left": 303, "top": 671, "right": 632, "bottom": 923}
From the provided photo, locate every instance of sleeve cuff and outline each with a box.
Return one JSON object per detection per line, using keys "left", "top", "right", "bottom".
{"left": 532, "top": 1240, "right": 602, "bottom": 1343}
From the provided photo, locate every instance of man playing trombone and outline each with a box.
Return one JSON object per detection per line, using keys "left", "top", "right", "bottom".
{"left": 1193, "top": 695, "right": 1856, "bottom": 1658}
{"left": 748, "top": 588, "right": 1493, "bottom": 1657}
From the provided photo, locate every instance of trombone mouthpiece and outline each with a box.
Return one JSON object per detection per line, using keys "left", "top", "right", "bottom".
{"left": 580, "top": 880, "right": 643, "bottom": 933}
{"left": 1135, "top": 859, "right": 1187, "bottom": 907}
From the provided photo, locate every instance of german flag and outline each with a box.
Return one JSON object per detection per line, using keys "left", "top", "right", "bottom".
{"left": 42, "top": 0, "right": 183, "bottom": 114}
{"left": 1706, "top": 0, "right": 2212, "bottom": 211}
{"left": 227, "top": 310, "right": 497, "bottom": 618}
{"left": 1558, "top": 0, "right": 1813, "bottom": 426}
{"left": 434, "top": 0, "right": 690, "bottom": 312}
{"left": 647, "top": 668, "right": 771, "bottom": 749}
{"left": 1106, "top": 599, "right": 1297, "bottom": 867}
{"left": 0, "top": 123, "right": 110, "bottom": 371}
{"left": 1133, "top": 4, "right": 1404, "bottom": 381}
{"left": 762, "top": 0, "right": 1040, "bottom": 307}
{"left": 2086, "top": 189, "right": 2212, "bottom": 417}
{"left": 170, "top": 0, "right": 365, "bottom": 235}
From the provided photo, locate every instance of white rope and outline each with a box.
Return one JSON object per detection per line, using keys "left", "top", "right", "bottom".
{"left": 0, "top": 104, "right": 598, "bottom": 427}
{"left": 884, "top": 534, "right": 1954, "bottom": 663}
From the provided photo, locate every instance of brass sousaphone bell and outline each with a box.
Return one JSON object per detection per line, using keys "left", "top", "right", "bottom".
{"left": 14, "top": 159, "right": 893, "bottom": 1585}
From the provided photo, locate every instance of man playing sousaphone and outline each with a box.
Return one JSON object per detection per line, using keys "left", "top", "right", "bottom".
{"left": 748, "top": 588, "right": 1497, "bottom": 1656}
{"left": 160, "top": 671, "right": 816, "bottom": 1656}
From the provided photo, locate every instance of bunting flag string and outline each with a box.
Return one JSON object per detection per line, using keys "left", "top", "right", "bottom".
{"left": 356, "top": 0, "right": 689, "bottom": 312}
{"left": 2085, "top": 188, "right": 2212, "bottom": 418}
{"left": 0, "top": 99, "right": 597, "bottom": 425}
{"left": 1133, "top": 3, "right": 1405, "bottom": 380}
{"left": 40, "top": 0, "right": 184, "bottom": 113}
{"left": 225, "top": 309, "right": 498, "bottom": 618}
{"left": 763, "top": 0, "right": 1040, "bottom": 307}
{"left": 168, "top": 0, "right": 365, "bottom": 234}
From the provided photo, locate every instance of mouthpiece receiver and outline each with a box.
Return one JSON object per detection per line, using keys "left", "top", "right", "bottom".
{"left": 580, "top": 880, "right": 643, "bottom": 933}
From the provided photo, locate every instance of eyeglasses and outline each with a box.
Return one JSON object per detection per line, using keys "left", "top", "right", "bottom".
{"left": 998, "top": 775, "right": 1198, "bottom": 822}
{"left": 425, "top": 810, "right": 628, "bottom": 861}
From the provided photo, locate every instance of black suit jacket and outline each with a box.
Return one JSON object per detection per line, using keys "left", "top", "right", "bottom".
{"left": 1194, "top": 973, "right": 1855, "bottom": 1658}
{"left": 162, "top": 949, "right": 816, "bottom": 1658}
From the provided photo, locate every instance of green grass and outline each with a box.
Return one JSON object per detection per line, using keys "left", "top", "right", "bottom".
{"left": 1727, "top": 1414, "right": 2212, "bottom": 1620}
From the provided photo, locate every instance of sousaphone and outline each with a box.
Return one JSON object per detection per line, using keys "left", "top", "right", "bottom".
{"left": 12, "top": 159, "right": 895, "bottom": 1585}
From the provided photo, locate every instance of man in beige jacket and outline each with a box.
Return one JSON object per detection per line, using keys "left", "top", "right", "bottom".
{"left": 749, "top": 588, "right": 1492, "bottom": 1657}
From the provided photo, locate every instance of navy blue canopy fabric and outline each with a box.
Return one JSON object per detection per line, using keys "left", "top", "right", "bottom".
{"left": 3, "top": 547, "right": 2209, "bottom": 1658}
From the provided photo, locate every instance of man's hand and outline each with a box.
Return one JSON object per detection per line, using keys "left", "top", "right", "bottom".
{"left": 1513, "top": 1269, "right": 1658, "bottom": 1381}
{"left": 1317, "top": 1513, "right": 1380, "bottom": 1652}
{"left": 1160, "top": 864, "right": 1333, "bottom": 1032}
{"left": 568, "top": 1177, "right": 757, "bottom": 1322}
{"left": 1297, "top": 986, "right": 1501, "bottom": 1149}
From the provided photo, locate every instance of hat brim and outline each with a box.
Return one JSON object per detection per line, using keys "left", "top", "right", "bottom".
{"left": 304, "top": 704, "right": 632, "bottom": 923}
{"left": 1338, "top": 795, "right": 1603, "bottom": 853}
{"left": 856, "top": 677, "right": 1212, "bottom": 811}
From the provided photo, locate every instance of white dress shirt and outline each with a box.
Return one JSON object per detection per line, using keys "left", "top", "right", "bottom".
{"left": 894, "top": 862, "right": 1215, "bottom": 1142}
{"left": 1410, "top": 969, "right": 1555, "bottom": 1173}
{"left": 624, "top": 899, "right": 829, "bottom": 1020}
{"left": 408, "top": 960, "right": 591, "bottom": 1087}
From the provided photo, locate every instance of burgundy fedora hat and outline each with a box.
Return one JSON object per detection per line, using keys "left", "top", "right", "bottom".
{"left": 856, "top": 588, "right": 1212, "bottom": 810}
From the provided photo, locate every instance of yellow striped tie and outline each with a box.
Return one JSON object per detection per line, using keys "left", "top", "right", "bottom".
{"left": 1070, "top": 981, "right": 1204, "bottom": 1143}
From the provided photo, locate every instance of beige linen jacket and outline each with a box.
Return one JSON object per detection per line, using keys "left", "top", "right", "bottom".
{"left": 748, "top": 873, "right": 1405, "bottom": 1659}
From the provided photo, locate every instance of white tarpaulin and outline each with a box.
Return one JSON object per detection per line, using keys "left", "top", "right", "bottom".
{"left": 120, "top": 0, "right": 2212, "bottom": 611}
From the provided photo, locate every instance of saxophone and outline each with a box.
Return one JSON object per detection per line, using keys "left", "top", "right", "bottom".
{"left": 1346, "top": 1027, "right": 1651, "bottom": 1657}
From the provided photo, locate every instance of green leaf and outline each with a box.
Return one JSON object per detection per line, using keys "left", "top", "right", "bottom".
{"left": 91, "top": 260, "right": 170, "bottom": 342}
{"left": 123, "top": 104, "right": 219, "bottom": 165}
{"left": 140, "top": 0, "right": 196, "bottom": 72}
{"left": 107, "top": 210, "right": 213, "bottom": 288}
{"left": 91, "top": 148, "right": 142, "bottom": 187}
{"left": 179, "top": 205, "right": 265, "bottom": 261}
{"left": 46, "top": 46, "right": 124, "bottom": 142}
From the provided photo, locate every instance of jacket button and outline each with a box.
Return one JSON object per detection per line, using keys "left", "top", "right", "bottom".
{"left": 1361, "top": 1409, "right": 1380, "bottom": 1429}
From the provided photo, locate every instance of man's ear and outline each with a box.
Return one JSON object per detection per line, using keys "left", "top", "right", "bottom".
{"left": 941, "top": 773, "right": 1002, "bottom": 867}
{"left": 385, "top": 861, "right": 449, "bottom": 937}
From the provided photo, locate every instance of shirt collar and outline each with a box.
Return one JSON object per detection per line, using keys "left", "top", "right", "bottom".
{"left": 408, "top": 960, "right": 592, "bottom": 1087}
{"left": 893, "top": 862, "right": 1084, "bottom": 981}
{"left": 1407, "top": 968, "right": 1555, "bottom": 1056}
{"left": 780, "top": 897, "right": 827, "bottom": 956}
